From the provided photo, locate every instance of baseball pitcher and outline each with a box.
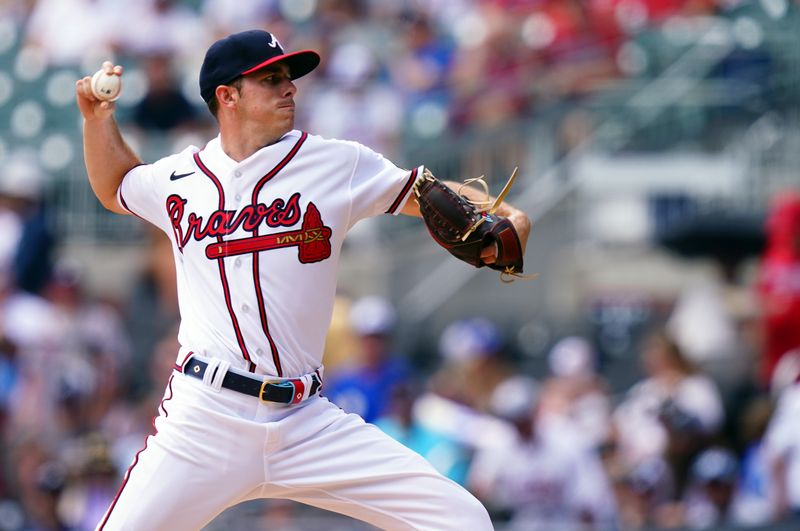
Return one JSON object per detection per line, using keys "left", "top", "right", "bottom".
{"left": 76, "top": 29, "right": 530, "bottom": 530}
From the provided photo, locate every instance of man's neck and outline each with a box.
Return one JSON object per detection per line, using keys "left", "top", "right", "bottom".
{"left": 219, "top": 123, "right": 288, "bottom": 162}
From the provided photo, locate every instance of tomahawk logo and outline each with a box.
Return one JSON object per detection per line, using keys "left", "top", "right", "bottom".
{"left": 206, "top": 203, "right": 332, "bottom": 264}
{"left": 267, "top": 34, "right": 280, "bottom": 49}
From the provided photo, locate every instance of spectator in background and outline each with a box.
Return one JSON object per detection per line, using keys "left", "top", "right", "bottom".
{"left": 613, "top": 330, "right": 724, "bottom": 495}
{"left": 390, "top": 11, "right": 453, "bottom": 105}
{"left": 375, "top": 381, "right": 471, "bottom": 486}
{"left": 666, "top": 253, "right": 760, "bottom": 458}
{"left": 430, "top": 317, "right": 511, "bottom": 413}
{"left": 114, "top": 0, "right": 208, "bottom": 62}
{"left": 57, "top": 433, "right": 118, "bottom": 529}
{"left": 540, "top": 335, "right": 612, "bottom": 450}
{"left": 681, "top": 447, "right": 741, "bottom": 529}
{"left": 520, "top": 0, "right": 619, "bottom": 99}
{"left": 0, "top": 169, "right": 54, "bottom": 459}
{"left": 315, "top": 0, "right": 370, "bottom": 37}
{"left": 732, "top": 396, "right": 778, "bottom": 527}
{"left": 122, "top": 226, "right": 178, "bottom": 397}
{"left": 304, "top": 42, "right": 402, "bottom": 157}
{"left": 614, "top": 456, "right": 676, "bottom": 530}
{"left": 757, "top": 189, "right": 800, "bottom": 387}
{"left": 667, "top": 271, "right": 748, "bottom": 384}
{"left": 320, "top": 295, "right": 361, "bottom": 374}
{"left": 387, "top": 11, "right": 454, "bottom": 140}
{"left": 449, "top": 3, "right": 530, "bottom": 132}
{"left": 0, "top": 260, "right": 54, "bottom": 365}
{"left": 323, "top": 296, "right": 409, "bottom": 423}
{"left": 13, "top": 261, "right": 129, "bottom": 436}
{"left": 6, "top": 438, "right": 69, "bottom": 531}
{"left": 469, "top": 375, "right": 617, "bottom": 530}
{"left": 26, "top": 462, "right": 69, "bottom": 530}
{"left": 24, "top": 0, "right": 120, "bottom": 66}
{"left": 411, "top": 319, "right": 519, "bottom": 457}
{"left": 762, "top": 350, "right": 800, "bottom": 521}
{"left": 0, "top": 151, "right": 54, "bottom": 296}
{"left": 131, "top": 52, "right": 201, "bottom": 133}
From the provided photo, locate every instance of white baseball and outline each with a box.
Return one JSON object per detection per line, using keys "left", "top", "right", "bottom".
{"left": 90, "top": 69, "right": 122, "bottom": 102}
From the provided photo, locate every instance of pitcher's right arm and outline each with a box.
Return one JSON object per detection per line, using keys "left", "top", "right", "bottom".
{"left": 76, "top": 61, "right": 142, "bottom": 214}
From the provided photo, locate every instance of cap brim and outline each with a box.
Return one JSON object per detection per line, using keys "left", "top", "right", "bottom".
{"left": 241, "top": 50, "right": 321, "bottom": 80}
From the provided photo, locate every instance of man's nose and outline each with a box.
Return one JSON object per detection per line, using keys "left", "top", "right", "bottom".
{"left": 283, "top": 79, "right": 296, "bottom": 97}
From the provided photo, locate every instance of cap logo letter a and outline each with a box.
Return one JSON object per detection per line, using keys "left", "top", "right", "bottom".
{"left": 267, "top": 34, "right": 280, "bottom": 48}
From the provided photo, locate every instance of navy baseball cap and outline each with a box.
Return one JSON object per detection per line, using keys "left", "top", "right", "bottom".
{"left": 199, "top": 30, "right": 320, "bottom": 103}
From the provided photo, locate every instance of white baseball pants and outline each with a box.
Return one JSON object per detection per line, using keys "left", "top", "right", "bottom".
{"left": 97, "top": 371, "right": 493, "bottom": 530}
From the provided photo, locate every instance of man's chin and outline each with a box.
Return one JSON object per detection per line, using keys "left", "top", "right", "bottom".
{"left": 280, "top": 114, "right": 295, "bottom": 130}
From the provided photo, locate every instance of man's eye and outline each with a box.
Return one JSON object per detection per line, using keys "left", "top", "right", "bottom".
{"left": 263, "top": 75, "right": 287, "bottom": 85}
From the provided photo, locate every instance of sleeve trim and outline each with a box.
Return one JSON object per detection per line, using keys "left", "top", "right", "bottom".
{"left": 385, "top": 165, "right": 421, "bottom": 215}
{"left": 116, "top": 163, "right": 147, "bottom": 220}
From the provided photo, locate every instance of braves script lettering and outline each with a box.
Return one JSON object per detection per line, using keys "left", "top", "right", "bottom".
{"left": 167, "top": 192, "right": 302, "bottom": 252}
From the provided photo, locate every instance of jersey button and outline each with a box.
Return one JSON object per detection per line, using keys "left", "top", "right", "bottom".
{"left": 234, "top": 258, "right": 241, "bottom": 267}
{"left": 234, "top": 170, "right": 242, "bottom": 178}
{"left": 256, "top": 348, "right": 264, "bottom": 355}
{"left": 235, "top": 193, "right": 242, "bottom": 201}
{"left": 241, "top": 304, "right": 249, "bottom": 312}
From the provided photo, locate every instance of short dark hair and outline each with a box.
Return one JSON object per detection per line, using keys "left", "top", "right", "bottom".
{"left": 206, "top": 77, "right": 244, "bottom": 118}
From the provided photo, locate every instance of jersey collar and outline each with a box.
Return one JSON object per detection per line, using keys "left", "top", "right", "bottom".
{"left": 201, "top": 130, "right": 302, "bottom": 177}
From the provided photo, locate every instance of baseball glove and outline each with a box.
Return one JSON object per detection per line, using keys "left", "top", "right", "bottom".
{"left": 413, "top": 168, "right": 526, "bottom": 281}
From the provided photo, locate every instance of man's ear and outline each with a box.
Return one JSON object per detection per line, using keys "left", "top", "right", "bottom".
{"left": 216, "top": 84, "right": 239, "bottom": 110}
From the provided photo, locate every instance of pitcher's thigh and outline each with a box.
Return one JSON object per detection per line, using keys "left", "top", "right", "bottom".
{"left": 97, "top": 432, "right": 241, "bottom": 531}
{"left": 269, "top": 403, "right": 493, "bottom": 531}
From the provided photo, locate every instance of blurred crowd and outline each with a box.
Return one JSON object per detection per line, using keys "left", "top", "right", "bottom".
{"left": 2, "top": 156, "right": 800, "bottom": 530}
{"left": 1, "top": 0, "right": 800, "bottom": 530}
{"left": 13, "top": 0, "right": 630, "bottom": 151}
{"left": 7, "top": 0, "right": 796, "bottom": 158}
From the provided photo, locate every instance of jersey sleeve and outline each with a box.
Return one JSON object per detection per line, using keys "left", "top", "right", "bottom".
{"left": 347, "top": 143, "right": 421, "bottom": 226}
{"left": 117, "top": 147, "right": 197, "bottom": 233}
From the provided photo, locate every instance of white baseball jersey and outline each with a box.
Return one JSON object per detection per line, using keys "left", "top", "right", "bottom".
{"left": 117, "top": 130, "right": 420, "bottom": 378}
{"left": 100, "top": 130, "right": 494, "bottom": 530}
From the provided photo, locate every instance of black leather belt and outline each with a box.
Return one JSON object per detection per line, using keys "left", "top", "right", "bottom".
{"left": 183, "top": 358, "right": 322, "bottom": 404}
